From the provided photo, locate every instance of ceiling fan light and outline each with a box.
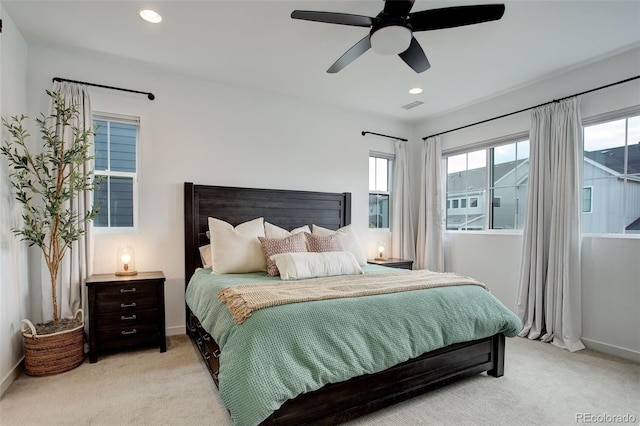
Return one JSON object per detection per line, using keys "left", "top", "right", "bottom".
{"left": 370, "top": 25, "right": 412, "bottom": 55}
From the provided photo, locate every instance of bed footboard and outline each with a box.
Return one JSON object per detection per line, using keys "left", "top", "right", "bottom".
{"left": 187, "top": 304, "right": 505, "bottom": 425}
{"left": 261, "top": 332, "right": 505, "bottom": 425}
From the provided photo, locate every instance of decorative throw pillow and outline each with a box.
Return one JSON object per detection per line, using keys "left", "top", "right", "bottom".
{"left": 305, "top": 232, "right": 344, "bottom": 253}
{"left": 264, "top": 222, "right": 311, "bottom": 239}
{"left": 199, "top": 244, "right": 212, "bottom": 268}
{"left": 311, "top": 224, "right": 367, "bottom": 266}
{"left": 271, "top": 252, "right": 364, "bottom": 280}
{"left": 258, "top": 232, "right": 307, "bottom": 276}
{"left": 208, "top": 217, "right": 266, "bottom": 274}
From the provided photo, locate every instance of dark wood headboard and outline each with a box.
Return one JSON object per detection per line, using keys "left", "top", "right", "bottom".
{"left": 183, "top": 183, "right": 352, "bottom": 285}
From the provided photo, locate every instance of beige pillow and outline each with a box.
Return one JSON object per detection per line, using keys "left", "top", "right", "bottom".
{"left": 264, "top": 222, "right": 311, "bottom": 239}
{"left": 271, "top": 252, "right": 364, "bottom": 281}
{"left": 208, "top": 217, "right": 266, "bottom": 273}
{"left": 199, "top": 244, "right": 212, "bottom": 268}
{"left": 258, "top": 233, "right": 307, "bottom": 276}
{"left": 312, "top": 224, "right": 367, "bottom": 266}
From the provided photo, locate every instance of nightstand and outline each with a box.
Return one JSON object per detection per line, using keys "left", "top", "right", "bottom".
{"left": 367, "top": 258, "right": 414, "bottom": 270}
{"left": 86, "top": 271, "right": 166, "bottom": 363}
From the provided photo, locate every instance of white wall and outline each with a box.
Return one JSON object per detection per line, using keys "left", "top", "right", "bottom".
{"left": 25, "top": 45, "right": 406, "bottom": 336}
{"left": 411, "top": 46, "right": 640, "bottom": 361}
{"left": 0, "top": 6, "right": 31, "bottom": 395}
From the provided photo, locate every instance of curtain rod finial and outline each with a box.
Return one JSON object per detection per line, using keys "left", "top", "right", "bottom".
{"left": 147, "top": 93, "right": 155, "bottom": 101}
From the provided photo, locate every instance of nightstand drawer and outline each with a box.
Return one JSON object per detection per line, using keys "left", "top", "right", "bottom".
{"left": 96, "top": 293, "right": 159, "bottom": 313}
{"left": 97, "top": 327, "right": 161, "bottom": 350}
{"left": 96, "top": 309, "right": 159, "bottom": 331}
{"left": 96, "top": 322, "right": 159, "bottom": 341}
{"left": 95, "top": 283, "right": 158, "bottom": 312}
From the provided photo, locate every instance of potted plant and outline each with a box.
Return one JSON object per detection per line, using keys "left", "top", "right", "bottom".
{"left": 1, "top": 90, "right": 98, "bottom": 376}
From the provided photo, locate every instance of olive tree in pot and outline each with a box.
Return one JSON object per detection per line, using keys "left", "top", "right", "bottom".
{"left": 1, "top": 90, "right": 98, "bottom": 376}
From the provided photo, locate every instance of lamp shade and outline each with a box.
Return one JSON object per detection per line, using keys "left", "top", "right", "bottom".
{"left": 116, "top": 245, "right": 138, "bottom": 276}
{"left": 370, "top": 25, "right": 412, "bottom": 55}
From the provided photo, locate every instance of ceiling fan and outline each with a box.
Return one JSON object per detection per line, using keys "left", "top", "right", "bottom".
{"left": 291, "top": 0, "right": 505, "bottom": 73}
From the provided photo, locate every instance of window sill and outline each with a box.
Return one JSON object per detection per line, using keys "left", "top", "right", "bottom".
{"left": 94, "top": 226, "right": 139, "bottom": 235}
{"left": 582, "top": 233, "right": 640, "bottom": 240}
{"left": 445, "top": 230, "right": 523, "bottom": 236}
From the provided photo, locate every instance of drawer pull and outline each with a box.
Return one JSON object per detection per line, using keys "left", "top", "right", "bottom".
{"left": 121, "top": 315, "right": 137, "bottom": 321}
{"left": 120, "top": 287, "right": 137, "bottom": 293}
{"left": 120, "top": 302, "right": 137, "bottom": 308}
{"left": 121, "top": 329, "right": 137, "bottom": 335}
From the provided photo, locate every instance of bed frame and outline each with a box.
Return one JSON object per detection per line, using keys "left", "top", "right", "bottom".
{"left": 184, "top": 182, "right": 505, "bottom": 425}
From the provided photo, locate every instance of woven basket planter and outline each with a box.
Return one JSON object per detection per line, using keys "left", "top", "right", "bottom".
{"left": 20, "top": 310, "right": 85, "bottom": 377}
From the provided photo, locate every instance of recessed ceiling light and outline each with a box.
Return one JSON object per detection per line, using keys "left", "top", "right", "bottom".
{"left": 139, "top": 9, "right": 162, "bottom": 24}
{"left": 409, "top": 87, "right": 423, "bottom": 95}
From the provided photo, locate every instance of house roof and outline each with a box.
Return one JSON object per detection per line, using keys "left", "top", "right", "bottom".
{"left": 447, "top": 160, "right": 527, "bottom": 193}
{"left": 585, "top": 144, "right": 640, "bottom": 175}
{"left": 449, "top": 144, "right": 639, "bottom": 195}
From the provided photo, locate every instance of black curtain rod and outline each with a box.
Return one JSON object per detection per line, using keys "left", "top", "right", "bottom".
{"left": 422, "top": 75, "right": 640, "bottom": 141}
{"left": 362, "top": 131, "right": 407, "bottom": 142}
{"left": 52, "top": 77, "right": 155, "bottom": 100}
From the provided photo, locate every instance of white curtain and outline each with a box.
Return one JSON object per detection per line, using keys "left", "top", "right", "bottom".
{"left": 390, "top": 140, "right": 415, "bottom": 262}
{"left": 41, "top": 81, "right": 94, "bottom": 321}
{"left": 516, "top": 97, "right": 584, "bottom": 352}
{"left": 416, "top": 136, "right": 444, "bottom": 272}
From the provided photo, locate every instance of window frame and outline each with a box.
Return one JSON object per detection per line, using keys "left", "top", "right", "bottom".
{"left": 93, "top": 113, "right": 140, "bottom": 234}
{"left": 368, "top": 151, "right": 394, "bottom": 230}
{"left": 444, "top": 132, "right": 529, "bottom": 232}
{"left": 581, "top": 106, "right": 640, "bottom": 236}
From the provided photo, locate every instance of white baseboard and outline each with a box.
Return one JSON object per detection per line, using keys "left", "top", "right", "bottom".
{"left": 582, "top": 338, "right": 640, "bottom": 363}
{"left": 1, "top": 357, "right": 23, "bottom": 397}
{"left": 166, "top": 325, "right": 186, "bottom": 336}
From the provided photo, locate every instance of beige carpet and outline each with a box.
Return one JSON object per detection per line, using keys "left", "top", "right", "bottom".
{"left": 1, "top": 335, "right": 638, "bottom": 426}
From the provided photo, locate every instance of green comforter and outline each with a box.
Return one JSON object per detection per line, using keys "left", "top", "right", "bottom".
{"left": 186, "top": 265, "right": 522, "bottom": 426}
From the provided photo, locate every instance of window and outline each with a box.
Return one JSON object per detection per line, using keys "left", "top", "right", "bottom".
{"left": 583, "top": 112, "right": 640, "bottom": 234}
{"left": 369, "top": 153, "right": 393, "bottom": 229}
{"left": 93, "top": 115, "right": 139, "bottom": 229}
{"left": 582, "top": 187, "right": 593, "bottom": 213}
{"left": 446, "top": 139, "right": 529, "bottom": 230}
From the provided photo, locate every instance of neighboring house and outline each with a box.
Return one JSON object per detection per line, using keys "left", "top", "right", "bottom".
{"left": 584, "top": 145, "right": 640, "bottom": 233}
{"left": 446, "top": 145, "right": 640, "bottom": 233}
{"left": 446, "top": 160, "right": 529, "bottom": 230}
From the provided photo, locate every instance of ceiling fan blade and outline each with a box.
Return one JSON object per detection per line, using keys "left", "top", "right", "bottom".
{"left": 383, "top": 0, "right": 415, "bottom": 17}
{"left": 398, "top": 37, "right": 430, "bottom": 73}
{"left": 327, "top": 35, "right": 371, "bottom": 73}
{"left": 410, "top": 4, "right": 505, "bottom": 32}
{"left": 291, "top": 10, "right": 373, "bottom": 27}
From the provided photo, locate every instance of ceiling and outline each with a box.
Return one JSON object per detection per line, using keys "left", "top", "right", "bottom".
{"left": 3, "top": 1, "right": 640, "bottom": 121}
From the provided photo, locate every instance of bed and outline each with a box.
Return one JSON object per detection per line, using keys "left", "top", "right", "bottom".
{"left": 183, "top": 182, "right": 521, "bottom": 425}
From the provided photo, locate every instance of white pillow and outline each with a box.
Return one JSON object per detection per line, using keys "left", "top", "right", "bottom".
{"left": 208, "top": 217, "right": 266, "bottom": 273}
{"left": 312, "top": 224, "right": 367, "bottom": 266}
{"left": 199, "top": 244, "right": 212, "bottom": 268}
{"left": 271, "top": 251, "right": 364, "bottom": 281}
{"left": 264, "top": 222, "right": 311, "bottom": 239}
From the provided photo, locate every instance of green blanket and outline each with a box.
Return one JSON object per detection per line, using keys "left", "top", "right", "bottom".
{"left": 186, "top": 265, "right": 522, "bottom": 426}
